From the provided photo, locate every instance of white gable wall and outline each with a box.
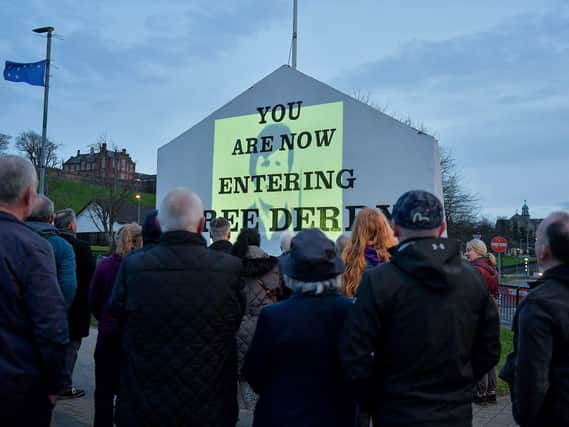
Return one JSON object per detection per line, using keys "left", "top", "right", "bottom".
{"left": 157, "top": 65, "right": 442, "bottom": 253}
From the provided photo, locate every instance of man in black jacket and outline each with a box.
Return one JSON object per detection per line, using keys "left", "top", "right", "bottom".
{"left": 209, "top": 216, "right": 233, "bottom": 254}
{"left": 340, "top": 190, "right": 500, "bottom": 427}
{"left": 507, "top": 212, "right": 569, "bottom": 426}
{"left": 54, "top": 208, "right": 96, "bottom": 399}
{"left": 0, "top": 156, "right": 68, "bottom": 426}
{"left": 111, "top": 188, "right": 244, "bottom": 427}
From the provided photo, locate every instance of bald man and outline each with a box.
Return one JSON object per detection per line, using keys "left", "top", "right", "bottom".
{"left": 110, "top": 188, "right": 244, "bottom": 427}
{"left": 508, "top": 212, "right": 569, "bottom": 426}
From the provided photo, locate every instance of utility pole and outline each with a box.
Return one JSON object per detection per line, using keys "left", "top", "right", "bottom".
{"left": 292, "top": 0, "right": 298, "bottom": 69}
{"left": 33, "top": 26, "right": 54, "bottom": 195}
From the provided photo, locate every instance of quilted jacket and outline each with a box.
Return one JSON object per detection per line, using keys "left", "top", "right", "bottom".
{"left": 110, "top": 231, "right": 244, "bottom": 427}
{"left": 237, "top": 245, "right": 280, "bottom": 375}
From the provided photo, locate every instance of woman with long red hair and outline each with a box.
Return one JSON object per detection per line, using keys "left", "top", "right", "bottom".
{"left": 342, "top": 208, "right": 397, "bottom": 426}
{"left": 342, "top": 208, "right": 397, "bottom": 297}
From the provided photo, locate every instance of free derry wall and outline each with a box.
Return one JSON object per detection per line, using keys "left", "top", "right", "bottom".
{"left": 157, "top": 65, "right": 443, "bottom": 254}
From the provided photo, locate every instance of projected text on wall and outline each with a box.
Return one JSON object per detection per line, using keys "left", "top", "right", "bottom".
{"left": 211, "top": 101, "right": 348, "bottom": 242}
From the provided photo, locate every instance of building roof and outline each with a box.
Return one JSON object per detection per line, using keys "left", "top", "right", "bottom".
{"left": 64, "top": 148, "right": 133, "bottom": 165}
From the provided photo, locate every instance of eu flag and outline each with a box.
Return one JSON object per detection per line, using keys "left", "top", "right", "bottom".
{"left": 3, "top": 60, "right": 46, "bottom": 86}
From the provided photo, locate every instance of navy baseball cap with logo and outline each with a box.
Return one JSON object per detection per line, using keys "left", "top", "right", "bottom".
{"left": 392, "top": 190, "right": 444, "bottom": 230}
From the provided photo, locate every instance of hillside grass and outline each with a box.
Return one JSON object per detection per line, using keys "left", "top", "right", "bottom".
{"left": 46, "top": 176, "right": 156, "bottom": 213}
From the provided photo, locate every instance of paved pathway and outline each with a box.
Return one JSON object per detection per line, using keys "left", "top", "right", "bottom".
{"left": 53, "top": 330, "right": 516, "bottom": 427}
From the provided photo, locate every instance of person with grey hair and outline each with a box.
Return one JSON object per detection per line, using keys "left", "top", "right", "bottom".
{"left": 279, "top": 230, "right": 295, "bottom": 254}
{"left": 110, "top": 187, "right": 244, "bottom": 427}
{"left": 340, "top": 190, "right": 500, "bottom": 427}
{"left": 501, "top": 211, "right": 569, "bottom": 426}
{"left": 209, "top": 216, "right": 233, "bottom": 254}
{"left": 54, "top": 208, "right": 96, "bottom": 400}
{"left": 0, "top": 155, "right": 68, "bottom": 425}
{"left": 243, "top": 228, "right": 356, "bottom": 427}
{"left": 26, "top": 194, "right": 77, "bottom": 311}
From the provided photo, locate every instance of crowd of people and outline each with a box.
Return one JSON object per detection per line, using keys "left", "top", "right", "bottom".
{"left": 1, "top": 154, "right": 568, "bottom": 427}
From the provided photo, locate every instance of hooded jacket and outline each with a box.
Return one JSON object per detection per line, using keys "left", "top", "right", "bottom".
{"left": 26, "top": 221, "right": 77, "bottom": 309}
{"left": 237, "top": 245, "right": 280, "bottom": 374}
{"left": 340, "top": 237, "right": 500, "bottom": 427}
{"left": 471, "top": 257, "right": 499, "bottom": 300}
{"left": 507, "top": 264, "right": 569, "bottom": 427}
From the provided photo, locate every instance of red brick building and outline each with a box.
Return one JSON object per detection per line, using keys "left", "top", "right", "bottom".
{"left": 63, "top": 143, "right": 136, "bottom": 180}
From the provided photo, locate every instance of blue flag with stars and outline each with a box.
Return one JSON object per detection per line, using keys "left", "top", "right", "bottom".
{"left": 3, "top": 60, "right": 46, "bottom": 86}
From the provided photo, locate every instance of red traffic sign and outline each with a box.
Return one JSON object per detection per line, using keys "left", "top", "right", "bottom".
{"left": 491, "top": 236, "right": 508, "bottom": 253}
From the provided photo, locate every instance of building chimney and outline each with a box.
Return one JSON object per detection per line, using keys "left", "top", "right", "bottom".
{"left": 102, "top": 143, "right": 107, "bottom": 151}
{"left": 122, "top": 148, "right": 126, "bottom": 154}
{"left": 77, "top": 149, "right": 80, "bottom": 156}
{"left": 90, "top": 146, "right": 94, "bottom": 154}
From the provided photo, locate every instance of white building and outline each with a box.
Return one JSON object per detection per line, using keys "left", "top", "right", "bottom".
{"left": 157, "top": 65, "right": 442, "bottom": 254}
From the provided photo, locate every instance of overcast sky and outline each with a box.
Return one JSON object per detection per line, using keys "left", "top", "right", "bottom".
{"left": 1, "top": 0, "right": 568, "bottom": 220}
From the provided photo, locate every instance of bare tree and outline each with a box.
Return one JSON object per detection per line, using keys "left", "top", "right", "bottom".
{"left": 352, "top": 89, "right": 389, "bottom": 113}
{"left": 87, "top": 135, "right": 132, "bottom": 244}
{"left": 0, "top": 133, "right": 10, "bottom": 154}
{"left": 352, "top": 92, "right": 478, "bottom": 238}
{"left": 440, "top": 147, "right": 480, "bottom": 238}
{"left": 15, "top": 130, "right": 60, "bottom": 170}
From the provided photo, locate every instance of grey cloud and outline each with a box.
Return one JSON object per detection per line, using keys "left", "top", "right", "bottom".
{"left": 336, "top": 9, "right": 569, "bottom": 92}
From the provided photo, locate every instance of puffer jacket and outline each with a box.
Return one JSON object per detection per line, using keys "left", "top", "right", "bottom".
{"left": 110, "top": 231, "right": 244, "bottom": 427}
{"left": 471, "top": 256, "right": 499, "bottom": 301}
{"left": 237, "top": 245, "right": 280, "bottom": 374}
{"left": 340, "top": 237, "right": 500, "bottom": 427}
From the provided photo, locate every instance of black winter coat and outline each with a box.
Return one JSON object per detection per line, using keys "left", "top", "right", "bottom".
{"left": 110, "top": 231, "right": 244, "bottom": 427}
{"left": 59, "top": 231, "right": 96, "bottom": 339}
{"left": 0, "top": 212, "right": 68, "bottom": 397}
{"left": 209, "top": 239, "right": 233, "bottom": 254}
{"left": 340, "top": 237, "right": 500, "bottom": 427}
{"left": 506, "top": 264, "right": 569, "bottom": 427}
{"left": 243, "top": 291, "right": 356, "bottom": 427}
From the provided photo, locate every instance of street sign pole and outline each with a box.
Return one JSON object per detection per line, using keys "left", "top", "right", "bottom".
{"left": 498, "top": 252, "right": 502, "bottom": 279}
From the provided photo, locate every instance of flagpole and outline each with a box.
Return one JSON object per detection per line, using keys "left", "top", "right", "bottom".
{"left": 33, "top": 26, "right": 54, "bottom": 195}
{"left": 292, "top": 0, "right": 298, "bottom": 69}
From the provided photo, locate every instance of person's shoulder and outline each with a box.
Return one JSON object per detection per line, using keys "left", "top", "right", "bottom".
{"left": 208, "top": 250, "right": 242, "bottom": 273}
{"left": 2, "top": 218, "right": 49, "bottom": 248}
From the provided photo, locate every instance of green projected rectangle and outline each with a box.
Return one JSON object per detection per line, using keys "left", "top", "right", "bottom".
{"left": 212, "top": 101, "right": 344, "bottom": 242}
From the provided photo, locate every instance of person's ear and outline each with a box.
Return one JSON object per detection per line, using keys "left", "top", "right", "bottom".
{"left": 22, "top": 186, "right": 36, "bottom": 218}
{"left": 197, "top": 216, "right": 206, "bottom": 233}
{"left": 437, "top": 222, "right": 447, "bottom": 238}
{"left": 392, "top": 220, "right": 400, "bottom": 238}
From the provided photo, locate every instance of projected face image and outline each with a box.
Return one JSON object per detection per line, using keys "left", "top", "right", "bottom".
{"left": 249, "top": 124, "right": 296, "bottom": 212}
{"left": 255, "top": 149, "right": 289, "bottom": 191}
{"left": 212, "top": 101, "right": 344, "bottom": 246}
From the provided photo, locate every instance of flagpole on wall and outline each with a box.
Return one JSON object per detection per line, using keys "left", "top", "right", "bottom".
{"left": 292, "top": 0, "right": 298, "bottom": 69}
{"left": 33, "top": 26, "right": 54, "bottom": 195}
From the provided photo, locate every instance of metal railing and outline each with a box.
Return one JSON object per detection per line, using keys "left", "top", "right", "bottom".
{"left": 497, "top": 283, "right": 529, "bottom": 325}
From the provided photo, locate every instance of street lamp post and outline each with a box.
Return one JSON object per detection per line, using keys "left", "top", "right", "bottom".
{"left": 135, "top": 194, "right": 141, "bottom": 224}
{"left": 32, "top": 26, "right": 54, "bottom": 195}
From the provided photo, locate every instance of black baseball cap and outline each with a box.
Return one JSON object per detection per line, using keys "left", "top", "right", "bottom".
{"left": 392, "top": 190, "right": 444, "bottom": 230}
